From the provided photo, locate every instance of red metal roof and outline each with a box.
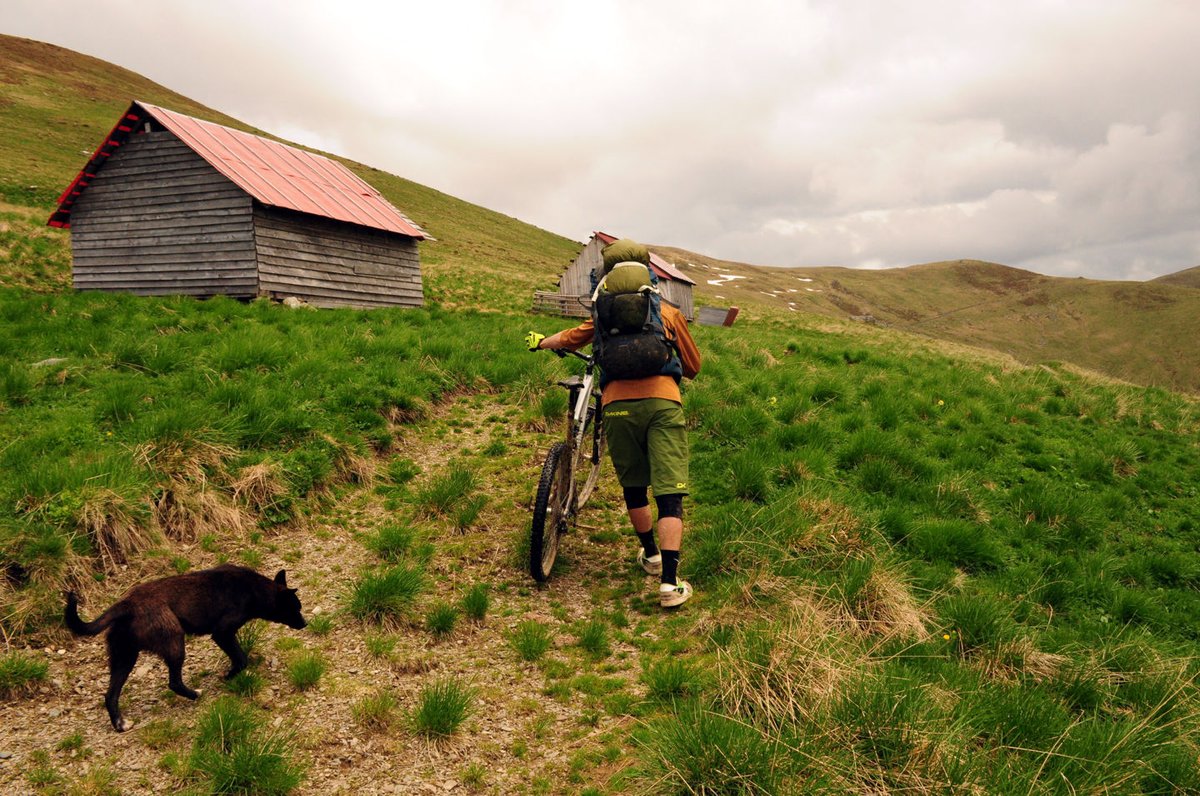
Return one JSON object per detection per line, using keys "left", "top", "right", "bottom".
{"left": 50, "top": 101, "right": 428, "bottom": 239}
{"left": 594, "top": 231, "right": 696, "bottom": 285}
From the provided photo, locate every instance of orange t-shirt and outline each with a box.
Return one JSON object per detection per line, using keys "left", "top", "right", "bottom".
{"left": 542, "top": 304, "right": 701, "bottom": 406}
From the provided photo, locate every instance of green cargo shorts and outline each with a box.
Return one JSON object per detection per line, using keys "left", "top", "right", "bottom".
{"left": 604, "top": 398, "right": 689, "bottom": 495}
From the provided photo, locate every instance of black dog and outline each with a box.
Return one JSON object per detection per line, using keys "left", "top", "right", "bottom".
{"left": 65, "top": 564, "right": 307, "bottom": 731}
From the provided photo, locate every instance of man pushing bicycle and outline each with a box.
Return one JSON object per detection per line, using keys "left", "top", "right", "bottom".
{"left": 527, "top": 238, "right": 701, "bottom": 607}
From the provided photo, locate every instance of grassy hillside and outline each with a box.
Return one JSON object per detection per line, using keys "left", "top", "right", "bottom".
{"left": 2, "top": 288, "right": 1198, "bottom": 794}
{"left": 1152, "top": 264, "right": 1200, "bottom": 289}
{"left": 2, "top": 33, "right": 1200, "bottom": 795}
{"left": 660, "top": 248, "right": 1200, "bottom": 395}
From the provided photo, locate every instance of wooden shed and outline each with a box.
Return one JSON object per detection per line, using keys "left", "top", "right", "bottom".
{"left": 533, "top": 231, "right": 696, "bottom": 320}
{"left": 49, "top": 101, "right": 429, "bottom": 309}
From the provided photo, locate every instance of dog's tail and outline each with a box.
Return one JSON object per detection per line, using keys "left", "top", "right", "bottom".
{"left": 64, "top": 592, "right": 124, "bottom": 636}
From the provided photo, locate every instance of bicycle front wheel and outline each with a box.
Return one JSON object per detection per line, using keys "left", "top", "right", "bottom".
{"left": 530, "top": 442, "right": 571, "bottom": 582}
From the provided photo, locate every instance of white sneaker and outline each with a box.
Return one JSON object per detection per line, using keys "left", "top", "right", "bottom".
{"left": 659, "top": 580, "right": 693, "bottom": 608}
{"left": 638, "top": 550, "right": 662, "bottom": 575}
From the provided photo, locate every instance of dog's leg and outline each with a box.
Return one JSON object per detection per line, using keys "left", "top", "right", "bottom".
{"left": 105, "top": 632, "right": 138, "bottom": 732}
{"left": 162, "top": 634, "right": 200, "bottom": 701}
{"left": 212, "top": 629, "right": 249, "bottom": 680}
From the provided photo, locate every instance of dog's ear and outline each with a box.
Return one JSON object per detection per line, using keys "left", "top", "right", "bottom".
{"left": 274, "top": 570, "right": 288, "bottom": 586}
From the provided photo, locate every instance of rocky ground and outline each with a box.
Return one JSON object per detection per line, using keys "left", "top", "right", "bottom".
{"left": 1, "top": 392, "right": 680, "bottom": 795}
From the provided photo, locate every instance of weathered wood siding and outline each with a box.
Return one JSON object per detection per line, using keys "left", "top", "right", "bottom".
{"left": 69, "top": 132, "right": 257, "bottom": 296}
{"left": 559, "top": 236, "right": 604, "bottom": 297}
{"left": 659, "top": 279, "right": 694, "bottom": 321}
{"left": 253, "top": 207, "right": 423, "bottom": 308}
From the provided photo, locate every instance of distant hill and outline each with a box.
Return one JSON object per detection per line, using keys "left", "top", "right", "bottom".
{"left": 658, "top": 247, "right": 1200, "bottom": 394}
{"left": 1, "top": 33, "right": 1198, "bottom": 394}
{"left": 1151, "top": 265, "right": 1200, "bottom": 289}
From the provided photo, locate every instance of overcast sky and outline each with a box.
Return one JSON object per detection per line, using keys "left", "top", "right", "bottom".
{"left": 7, "top": 1, "right": 1200, "bottom": 279}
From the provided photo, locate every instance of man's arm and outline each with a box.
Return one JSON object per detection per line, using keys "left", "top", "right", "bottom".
{"left": 539, "top": 318, "right": 595, "bottom": 351}
{"left": 665, "top": 307, "right": 701, "bottom": 380}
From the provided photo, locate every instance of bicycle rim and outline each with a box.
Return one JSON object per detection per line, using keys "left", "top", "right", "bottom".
{"left": 530, "top": 442, "right": 571, "bottom": 582}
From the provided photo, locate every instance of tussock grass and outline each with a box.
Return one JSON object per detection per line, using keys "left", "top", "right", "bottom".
{"left": 642, "top": 657, "right": 704, "bottom": 703}
{"left": 365, "top": 522, "right": 419, "bottom": 562}
{"left": 830, "top": 558, "right": 930, "bottom": 639}
{"left": 510, "top": 620, "right": 553, "bottom": 662}
{"left": 714, "top": 604, "right": 856, "bottom": 731}
{"left": 425, "top": 600, "right": 459, "bottom": 638}
{"left": 635, "top": 702, "right": 788, "bottom": 795}
{"left": 682, "top": 328, "right": 1200, "bottom": 791}
{"left": 416, "top": 465, "right": 477, "bottom": 517}
{"left": 576, "top": 617, "right": 611, "bottom": 661}
{"left": 0, "top": 183, "right": 1198, "bottom": 792}
{"left": 287, "top": 651, "right": 326, "bottom": 691}
{"left": 225, "top": 669, "right": 264, "bottom": 697}
{"left": 412, "top": 677, "right": 475, "bottom": 738}
{"left": 188, "top": 696, "right": 304, "bottom": 795}
{"left": 460, "top": 583, "right": 489, "bottom": 621}
{"left": 0, "top": 651, "right": 48, "bottom": 697}
{"left": 347, "top": 565, "right": 426, "bottom": 626}
{"left": 153, "top": 482, "right": 249, "bottom": 543}
{"left": 353, "top": 689, "right": 400, "bottom": 732}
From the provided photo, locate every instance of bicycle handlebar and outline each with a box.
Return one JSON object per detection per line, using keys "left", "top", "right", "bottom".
{"left": 553, "top": 348, "right": 594, "bottom": 366}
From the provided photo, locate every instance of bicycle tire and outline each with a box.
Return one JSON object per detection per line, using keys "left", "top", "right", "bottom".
{"left": 572, "top": 406, "right": 606, "bottom": 509}
{"left": 530, "top": 441, "right": 571, "bottom": 582}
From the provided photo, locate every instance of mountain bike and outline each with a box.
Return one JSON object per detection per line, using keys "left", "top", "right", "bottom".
{"left": 529, "top": 348, "right": 606, "bottom": 582}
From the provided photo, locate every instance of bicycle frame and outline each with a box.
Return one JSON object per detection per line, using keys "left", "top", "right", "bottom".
{"left": 557, "top": 348, "right": 601, "bottom": 500}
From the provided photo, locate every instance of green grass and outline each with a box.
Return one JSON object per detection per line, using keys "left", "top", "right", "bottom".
{"left": 365, "top": 522, "right": 418, "bottom": 562}
{"left": 305, "top": 614, "right": 333, "bottom": 636}
{"left": 0, "top": 651, "right": 48, "bottom": 697}
{"left": 0, "top": 288, "right": 552, "bottom": 636}
{"left": 188, "top": 696, "right": 304, "bottom": 795}
{"left": 365, "top": 634, "right": 397, "bottom": 659}
{"left": 416, "top": 465, "right": 478, "bottom": 517}
{"left": 225, "top": 670, "right": 264, "bottom": 698}
{"left": 352, "top": 689, "right": 400, "bottom": 732}
{"left": 286, "top": 651, "right": 326, "bottom": 691}
{"left": 347, "top": 564, "right": 426, "bottom": 625}
{"left": 642, "top": 657, "right": 703, "bottom": 703}
{"left": 635, "top": 702, "right": 788, "bottom": 795}
{"left": 461, "top": 583, "right": 489, "bottom": 621}
{"left": 510, "top": 620, "right": 554, "bottom": 662}
{"left": 412, "top": 677, "right": 475, "bottom": 737}
{"left": 576, "top": 618, "right": 611, "bottom": 661}
{"left": 425, "top": 600, "right": 459, "bottom": 638}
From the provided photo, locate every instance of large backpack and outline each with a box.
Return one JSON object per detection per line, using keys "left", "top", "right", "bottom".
{"left": 590, "top": 261, "right": 682, "bottom": 383}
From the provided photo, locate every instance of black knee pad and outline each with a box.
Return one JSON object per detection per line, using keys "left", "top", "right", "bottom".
{"left": 622, "top": 486, "right": 650, "bottom": 510}
{"left": 655, "top": 493, "right": 684, "bottom": 519}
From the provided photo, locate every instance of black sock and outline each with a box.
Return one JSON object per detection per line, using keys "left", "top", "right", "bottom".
{"left": 636, "top": 530, "right": 658, "bottom": 557}
{"left": 660, "top": 550, "right": 680, "bottom": 586}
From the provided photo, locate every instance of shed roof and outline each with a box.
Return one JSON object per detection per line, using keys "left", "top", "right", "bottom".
{"left": 50, "top": 101, "right": 428, "bottom": 239}
{"left": 595, "top": 231, "right": 696, "bottom": 285}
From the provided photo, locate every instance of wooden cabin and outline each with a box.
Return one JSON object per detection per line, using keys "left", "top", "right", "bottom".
{"left": 534, "top": 231, "right": 696, "bottom": 320}
{"left": 49, "top": 101, "right": 429, "bottom": 309}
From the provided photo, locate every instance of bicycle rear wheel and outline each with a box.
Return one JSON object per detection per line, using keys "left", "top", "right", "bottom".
{"left": 530, "top": 441, "right": 571, "bottom": 582}
{"left": 572, "top": 406, "right": 606, "bottom": 509}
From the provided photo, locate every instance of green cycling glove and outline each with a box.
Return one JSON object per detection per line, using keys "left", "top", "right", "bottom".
{"left": 525, "top": 331, "right": 545, "bottom": 351}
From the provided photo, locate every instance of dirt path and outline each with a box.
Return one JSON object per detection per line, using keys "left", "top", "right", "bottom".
{"left": 1, "top": 391, "right": 680, "bottom": 795}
